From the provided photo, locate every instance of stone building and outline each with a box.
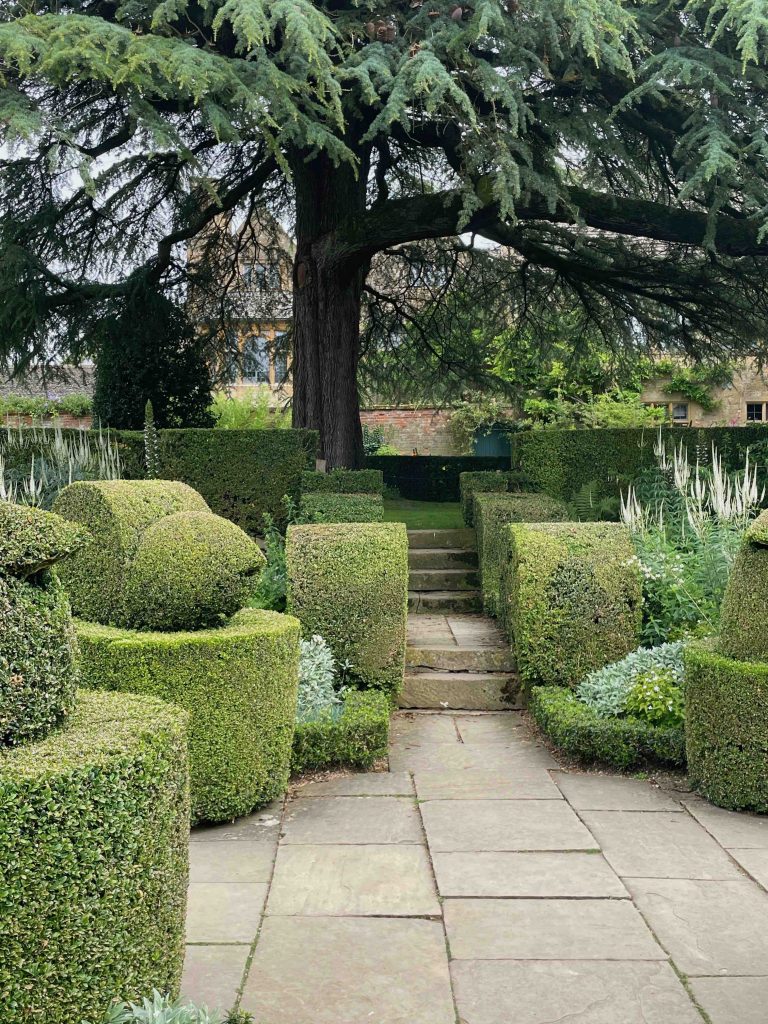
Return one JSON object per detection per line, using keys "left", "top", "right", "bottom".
{"left": 640, "top": 362, "right": 768, "bottom": 427}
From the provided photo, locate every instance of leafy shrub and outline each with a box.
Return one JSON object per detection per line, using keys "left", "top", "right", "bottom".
{"left": 362, "top": 424, "right": 385, "bottom": 456}
{"left": 123, "top": 511, "right": 264, "bottom": 631}
{"left": 93, "top": 991, "right": 252, "bottom": 1024}
{"left": 0, "top": 690, "right": 189, "bottom": 1024}
{"left": 76, "top": 609, "right": 300, "bottom": 823}
{"left": 57, "top": 393, "right": 93, "bottom": 417}
{"left": 685, "top": 639, "right": 768, "bottom": 811}
{"left": 718, "top": 509, "right": 768, "bottom": 661}
{"left": 299, "top": 492, "right": 384, "bottom": 523}
{"left": 501, "top": 522, "right": 642, "bottom": 687}
{"left": 459, "top": 469, "right": 535, "bottom": 526}
{"left": 209, "top": 390, "right": 291, "bottom": 430}
{"left": 576, "top": 642, "right": 685, "bottom": 718}
{"left": 286, "top": 523, "right": 408, "bottom": 700}
{"left": 291, "top": 690, "right": 390, "bottom": 774}
{"left": 0, "top": 502, "right": 87, "bottom": 746}
{"left": 249, "top": 499, "right": 312, "bottom": 612}
{"left": 301, "top": 469, "right": 384, "bottom": 494}
{"left": 624, "top": 668, "right": 685, "bottom": 729}
{"left": 297, "top": 634, "right": 343, "bottom": 722}
{"left": 474, "top": 491, "right": 569, "bottom": 616}
{"left": 529, "top": 685, "right": 685, "bottom": 769}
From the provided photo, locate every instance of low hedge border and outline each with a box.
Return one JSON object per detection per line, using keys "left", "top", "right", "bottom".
{"left": 301, "top": 469, "right": 384, "bottom": 495}
{"left": 501, "top": 521, "right": 642, "bottom": 687}
{"left": 0, "top": 689, "right": 189, "bottom": 1024}
{"left": 299, "top": 492, "right": 384, "bottom": 523}
{"left": 529, "top": 686, "right": 685, "bottom": 769}
{"left": 286, "top": 523, "right": 408, "bottom": 701}
{"left": 474, "top": 492, "right": 568, "bottom": 616}
{"left": 75, "top": 608, "right": 300, "bottom": 823}
{"left": 291, "top": 690, "right": 390, "bottom": 775}
{"left": 366, "top": 454, "right": 509, "bottom": 501}
{"left": 459, "top": 470, "right": 535, "bottom": 526}
{"left": 685, "top": 639, "right": 768, "bottom": 811}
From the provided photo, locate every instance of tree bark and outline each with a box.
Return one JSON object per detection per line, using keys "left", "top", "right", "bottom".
{"left": 291, "top": 152, "right": 369, "bottom": 468}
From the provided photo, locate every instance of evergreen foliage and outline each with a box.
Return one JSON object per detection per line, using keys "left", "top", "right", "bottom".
{"left": 3, "top": 0, "right": 768, "bottom": 463}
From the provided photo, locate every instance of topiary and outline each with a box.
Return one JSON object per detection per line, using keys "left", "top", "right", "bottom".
{"left": 0, "top": 502, "right": 87, "bottom": 746}
{"left": 123, "top": 510, "right": 265, "bottom": 631}
{"left": 717, "top": 509, "right": 768, "bottom": 662}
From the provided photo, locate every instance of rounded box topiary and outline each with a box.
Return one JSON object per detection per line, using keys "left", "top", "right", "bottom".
{"left": 76, "top": 608, "right": 300, "bottom": 823}
{"left": 0, "top": 689, "right": 189, "bottom": 1024}
{"left": 286, "top": 522, "right": 408, "bottom": 701}
{"left": 0, "top": 502, "right": 87, "bottom": 746}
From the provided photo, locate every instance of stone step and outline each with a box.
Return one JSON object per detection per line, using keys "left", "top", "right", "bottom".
{"left": 407, "top": 528, "right": 476, "bottom": 550}
{"left": 408, "top": 548, "right": 478, "bottom": 569}
{"left": 400, "top": 671, "right": 522, "bottom": 711}
{"left": 408, "top": 591, "right": 483, "bottom": 613}
{"left": 408, "top": 568, "right": 479, "bottom": 592}
{"left": 406, "top": 645, "right": 515, "bottom": 673}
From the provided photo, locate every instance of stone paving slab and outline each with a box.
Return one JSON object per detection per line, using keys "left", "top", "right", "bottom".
{"left": 181, "top": 944, "right": 249, "bottom": 1012}
{"left": 454, "top": 713, "right": 527, "bottom": 743}
{"left": 581, "top": 810, "right": 742, "bottom": 879}
{"left": 444, "top": 898, "right": 665, "bottom": 961}
{"left": 627, "top": 877, "right": 768, "bottom": 975}
{"left": 391, "top": 713, "right": 460, "bottom": 744}
{"left": 189, "top": 841, "right": 276, "bottom": 884}
{"left": 555, "top": 774, "right": 684, "bottom": 812}
{"left": 728, "top": 847, "right": 768, "bottom": 888}
{"left": 186, "top": 882, "right": 268, "bottom": 943}
{"left": 421, "top": 798, "right": 596, "bottom": 852}
{"left": 190, "top": 801, "right": 283, "bottom": 843}
{"left": 683, "top": 795, "right": 768, "bottom": 848}
{"left": 241, "top": 917, "right": 456, "bottom": 1024}
{"left": 414, "top": 768, "right": 562, "bottom": 801}
{"left": 267, "top": 844, "right": 440, "bottom": 916}
{"left": 451, "top": 960, "right": 702, "bottom": 1024}
{"left": 390, "top": 741, "right": 558, "bottom": 772}
{"left": 281, "top": 796, "right": 423, "bottom": 845}
{"left": 433, "top": 851, "right": 628, "bottom": 898}
{"left": 690, "top": 976, "right": 768, "bottom": 1024}
{"left": 293, "top": 772, "right": 414, "bottom": 797}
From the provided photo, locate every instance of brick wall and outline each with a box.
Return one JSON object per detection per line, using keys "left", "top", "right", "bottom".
{"left": 360, "top": 408, "right": 458, "bottom": 455}
{"left": 2, "top": 415, "right": 93, "bottom": 430}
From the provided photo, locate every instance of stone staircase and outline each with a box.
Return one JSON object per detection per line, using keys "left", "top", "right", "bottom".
{"left": 403, "top": 529, "right": 521, "bottom": 710}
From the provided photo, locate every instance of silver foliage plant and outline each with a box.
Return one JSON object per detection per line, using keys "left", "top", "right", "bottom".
{"left": 296, "top": 634, "right": 345, "bottom": 723}
{"left": 92, "top": 991, "right": 220, "bottom": 1024}
{"left": 0, "top": 422, "right": 121, "bottom": 507}
{"left": 576, "top": 642, "right": 685, "bottom": 719}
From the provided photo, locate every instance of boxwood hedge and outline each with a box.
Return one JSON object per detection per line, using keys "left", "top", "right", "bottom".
{"left": 459, "top": 470, "right": 534, "bottom": 526}
{"left": 685, "top": 640, "right": 768, "bottom": 812}
{"left": 291, "top": 690, "right": 390, "bottom": 775}
{"left": 75, "top": 609, "right": 300, "bottom": 823}
{"left": 474, "top": 492, "right": 568, "bottom": 616}
{"left": 718, "top": 510, "right": 768, "bottom": 662}
{"left": 529, "top": 686, "right": 685, "bottom": 768}
{"left": 301, "top": 469, "right": 384, "bottom": 495}
{"left": 0, "top": 689, "right": 189, "bottom": 1024}
{"left": 501, "top": 522, "right": 642, "bottom": 687}
{"left": 299, "top": 492, "right": 384, "bottom": 523}
{"left": 286, "top": 523, "right": 408, "bottom": 701}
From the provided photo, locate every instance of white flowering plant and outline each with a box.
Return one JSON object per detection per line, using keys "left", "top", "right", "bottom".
{"left": 624, "top": 668, "right": 685, "bottom": 730}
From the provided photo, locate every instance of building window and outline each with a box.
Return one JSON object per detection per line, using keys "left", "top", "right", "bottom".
{"left": 747, "top": 402, "right": 764, "bottom": 422}
{"left": 242, "top": 335, "right": 271, "bottom": 384}
{"left": 671, "top": 402, "right": 689, "bottom": 423}
{"left": 242, "top": 262, "right": 280, "bottom": 290}
{"left": 273, "top": 331, "right": 288, "bottom": 383}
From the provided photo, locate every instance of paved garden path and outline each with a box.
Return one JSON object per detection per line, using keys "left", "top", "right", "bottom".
{"left": 183, "top": 708, "right": 768, "bottom": 1024}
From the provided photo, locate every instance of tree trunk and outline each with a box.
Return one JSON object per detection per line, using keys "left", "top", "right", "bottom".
{"left": 291, "top": 152, "right": 369, "bottom": 468}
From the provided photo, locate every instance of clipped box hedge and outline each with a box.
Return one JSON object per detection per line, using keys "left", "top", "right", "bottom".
{"left": 501, "top": 522, "right": 642, "bottom": 687}
{"left": 685, "top": 641, "right": 768, "bottom": 812}
{"left": 286, "top": 523, "right": 408, "bottom": 701}
{"left": 291, "top": 690, "right": 390, "bottom": 775}
{"left": 459, "top": 469, "right": 534, "bottom": 526}
{"left": 300, "top": 492, "right": 384, "bottom": 523}
{"left": 474, "top": 492, "right": 568, "bottom": 616}
{"left": 76, "top": 609, "right": 300, "bottom": 823}
{"left": 0, "top": 690, "right": 189, "bottom": 1024}
{"left": 529, "top": 686, "right": 685, "bottom": 768}
{"left": 301, "top": 469, "right": 384, "bottom": 495}
{"left": 366, "top": 454, "right": 509, "bottom": 501}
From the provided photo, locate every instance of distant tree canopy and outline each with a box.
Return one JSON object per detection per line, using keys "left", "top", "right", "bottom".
{"left": 2, "top": 0, "right": 768, "bottom": 464}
